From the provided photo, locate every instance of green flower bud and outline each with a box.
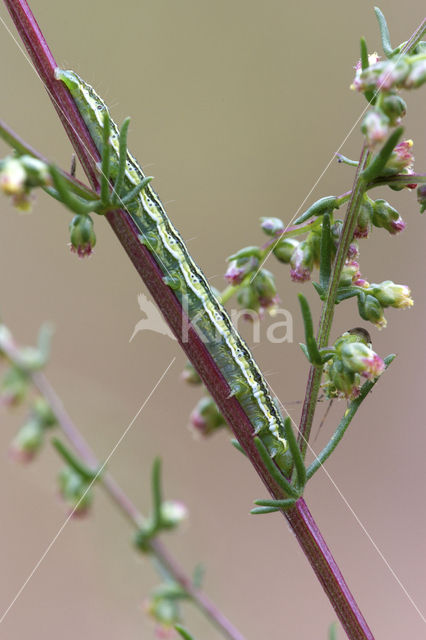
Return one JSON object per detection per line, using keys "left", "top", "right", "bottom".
{"left": 358, "top": 293, "right": 387, "bottom": 329}
{"left": 417, "top": 184, "right": 426, "bottom": 213}
{"left": 324, "top": 358, "right": 360, "bottom": 399}
{"left": 340, "top": 342, "right": 385, "bottom": 379}
{"left": 260, "top": 217, "right": 285, "bottom": 236}
{"left": 33, "top": 396, "right": 57, "bottom": 428}
{"left": 69, "top": 214, "right": 96, "bottom": 258}
{"left": 9, "top": 419, "right": 44, "bottom": 463}
{"left": 354, "top": 196, "right": 373, "bottom": 238}
{"left": 1, "top": 366, "right": 28, "bottom": 406}
{"left": 189, "top": 396, "right": 226, "bottom": 436}
{"left": 58, "top": 466, "right": 93, "bottom": 517}
{"left": 19, "top": 156, "right": 51, "bottom": 188}
{"left": 181, "top": 362, "right": 202, "bottom": 385}
{"left": 381, "top": 94, "right": 407, "bottom": 125}
{"left": 273, "top": 238, "right": 299, "bottom": 263}
{"left": 370, "top": 280, "right": 413, "bottom": 309}
{"left": 361, "top": 109, "right": 390, "bottom": 148}
{"left": 160, "top": 500, "right": 188, "bottom": 530}
{"left": 252, "top": 269, "right": 277, "bottom": 308}
{"left": 371, "top": 199, "right": 405, "bottom": 235}
{"left": 237, "top": 285, "right": 260, "bottom": 313}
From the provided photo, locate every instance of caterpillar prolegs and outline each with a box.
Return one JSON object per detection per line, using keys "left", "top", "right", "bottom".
{"left": 56, "top": 69, "right": 288, "bottom": 456}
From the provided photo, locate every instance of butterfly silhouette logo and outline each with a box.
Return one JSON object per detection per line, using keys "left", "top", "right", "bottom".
{"left": 129, "top": 294, "right": 176, "bottom": 342}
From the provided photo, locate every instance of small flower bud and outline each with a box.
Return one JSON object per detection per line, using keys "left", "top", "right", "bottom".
{"left": 376, "top": 58, "right": 410, "bottom": 91}
{"left": 371, "top": 280, "right": 413, "bottom": 309}
{"left": 260, "top": 216, "right": 285, "bottom": 236}
{"left": 417, "top": 184, "right": 426, "bottom": 213}
{"left": 358, "top": 293, "right": 387, "bottom": 329}
{"left": 384, "top": 139, "right": 414, "bottom": 175}
{"left": 33, "top": 396, "right": 57, "bottom": 428}
{"left": 160, "top": 500, "right": 188, "bottom": 530}
{"left": 1, "top": 367, "right": 28, "bottom": 407}
{"left": 189, "top": 396, "right": 226, "bottom": 436}
{"left": 9, "top": 419, "right": 44, "bottom": 463}
{"left": 181, "top": 362, "right": 202, "bottom": 385}
{"left": 19, "top": 156, "right": 51, "bottom": 188}
{"left": 361, "top": 110, "right": 390, "bottom": 148}
{"left": 273, "top": 237, "right": 299, "bottom": 263}
{"left": 371, "top": 199, "right": 405, "bottom": 235}
{"left": 290, "top": 241, "right": 313, "bottom": 282}
{"left": 252, "top": 269, "right": 277, "bottom": 310}
{"left": 354, "top": 196, "right": 373, "bottom": 238}
{"left": 224, "top": 256, "right": 258, "bottom": 285}
{"left": 381, "top": 94, "right": 407, "bottom": 125}
{"left": 340, "top": 342, "right": 385, "bottom": 379}
{"left": 0, "top": 157, "right": 26, "bottom": 195}
{"left": 58, "top": 467, "right": 93, "bottom": 517}
{"left": 69, "top": 214, "right": 96, "bottom": 258}
{"left": 339, "top": 260, "right": 361, "bottom": 287}
{"left": 403, "top": 59, "right": 426, "bottom": 88}
{"left": 323, "top": 358, "right": 360, "bottom": 400}
{"left": 237, "top": 285, "right": 260, "bottom": 313}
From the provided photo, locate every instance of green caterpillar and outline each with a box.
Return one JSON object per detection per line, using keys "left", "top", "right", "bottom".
{"left": 55, "top": 69, "right": 287, "bottom": 454}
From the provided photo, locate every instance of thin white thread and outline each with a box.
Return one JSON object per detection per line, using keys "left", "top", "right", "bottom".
{"left": 269, "top": 384, "right": 426, "bottom": 624}
{"left": 0, "top": 13, "right": 175, "bottom": 281}
{"left": 0, "top": 358, "right": 175, "bottom": 624}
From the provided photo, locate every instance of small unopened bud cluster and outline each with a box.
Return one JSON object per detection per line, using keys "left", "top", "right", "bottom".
{"left": 0, "top": 155, "right": 51, "bottom": 211}
{"left": 323, "top": 329, "right": 385, "bottom": 400}
{"left": 143, "top": 582, "right": 182, "bottom": 639}
{"left": 9, "top": 397, "right": 57, "bottom": 463}
{"left": 58, "top": 466, "right": 93, "bottom": 517}
{"left": 357, "top": 280, "right": 413, "bottom": 329}
{"left": 354, "top": 195, "right": 406, "bottom": 238}
{"left": 189, "top": 396, "right": 226, "bottom": 436}
{"left": 353, "top": 41, "right": 424, "bottom": 171}
{"left": 69, "top": 214, "right": 96, "bottom": 258}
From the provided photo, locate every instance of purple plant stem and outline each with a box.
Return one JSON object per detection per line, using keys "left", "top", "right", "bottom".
{"left": 4, "top": 1, "right": 377, "bottom": 637}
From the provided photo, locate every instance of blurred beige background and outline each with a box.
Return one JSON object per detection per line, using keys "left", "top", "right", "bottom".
{"left": 0, "top": 1, "right": 425, "bottom": 638}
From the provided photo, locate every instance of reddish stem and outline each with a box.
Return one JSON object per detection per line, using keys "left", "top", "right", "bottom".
{"left": 3, "top": 1, "right": 376, "bottom": 637}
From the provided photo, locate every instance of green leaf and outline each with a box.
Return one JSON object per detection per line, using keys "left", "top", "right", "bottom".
{"left": 250, "top": 506, "right": 280, "bottom": 515}
{"left": 51, "top": 437, "right": 100, "bottom": 482}
{"left": 283, "top": 417, "right": 306, "bottom": 491}
{"left": 120, "top": 176, "right": 154, "bottom": 206}
{"left": 100, "top": 111, "right": 112, "bottom": 205}
{"left": 254, "top": 498, "right": 296, "bottom": 509}
{"left": 360, "top": 37, "right": 375, "bottom": 103}
{"left": 361, "top": 127, "right": 403, "bottom": 183}
{"left": 294, "top": 196, "right": 338, "bottom": 225}
{"left": 374, "top": 7, "right": 394, "bottom": 58}
{"left": 254, "top": 437, "right": 299, "bottom": 498}
{"left": 49, "top": 165, "right": 98, "bottom": 216}
{"left": 227, "top": 246, "right": 262, "bottom": 261}
{"left": 312, "top": 281, "right": 325, "bottom": 299}
{"left": 231, "top": 438, "right": 247, "bottom": 456}
{"left": 319, "top": 213, "right": 332, "bottom": 291}
{"left": 175, "top": 625, "right": 195, "bottom": 640}
{"left": 152, "top": 457, "right": 163, "bottom": 528}
{"left": 298, "top": 294, "right": 322, "bottom": 366}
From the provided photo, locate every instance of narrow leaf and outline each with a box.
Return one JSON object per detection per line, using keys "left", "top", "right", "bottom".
{"left": 361, "top": 127, "right": 403, "bottom": 183}
{"left": 294, "top": 196, "right": 338, "bottom": 225}
{"left": 374, "top": 7, "right": 394, "bottom": 58}
{"left": 283, "top": 417, "right": 306, "bottom": 490}
{"left": 319, "top": 213, "right": 332, "bottom": 290}
{"left": 152, "top": 457, "right": 163, "bottom": 527}
{"left": 251, "top": 506, "right": 280, "bottom": 515}
{"left": 254, "top": 437, "right": 299, "bottom": 498}
{"left": 298, "top": 294, "right": 322, "bottom": 366}
{"left": 51, "top": 437, "right": 100, "bottom": 482}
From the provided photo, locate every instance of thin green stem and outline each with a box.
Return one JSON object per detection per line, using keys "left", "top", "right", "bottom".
{"left": 297, "top": 145, "right": 371, "bottom": 457}
{"left": 306, "top": 354, "right": 395, "bottom": 480}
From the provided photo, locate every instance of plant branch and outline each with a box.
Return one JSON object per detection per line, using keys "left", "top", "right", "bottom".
{"left": 27, "top": 370, "right": 247, "bottom": 640}
{"left": 1, "top": 1, "right": 398, "bottom": 637}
